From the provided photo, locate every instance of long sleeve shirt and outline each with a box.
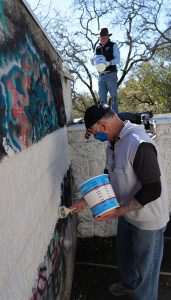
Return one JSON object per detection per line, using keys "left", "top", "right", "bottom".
{"left": 95, "top": 39, "right": 120, "bottom": 72}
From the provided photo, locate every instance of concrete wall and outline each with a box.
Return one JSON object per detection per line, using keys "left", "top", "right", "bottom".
{"left": 0, "top": 1, "right": 76, "bottom": 299}
{"left": 68, "top": 118, "right": 171, "bottom": 238}
{"left": 150, "top": 115, "right": 171, "bottom": 211}
{"left": 0, "top": 132, "right": 76, "bottom": 300}
{"left": 62, "top": 70, "right": 74, "bottom": 125}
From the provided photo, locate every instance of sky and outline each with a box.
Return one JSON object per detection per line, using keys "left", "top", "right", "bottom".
{"left": 26, "top": 0, "right": 98, "bottom": 92}
{"left": 25, "top": 0, "right": 170, "bottom": 93}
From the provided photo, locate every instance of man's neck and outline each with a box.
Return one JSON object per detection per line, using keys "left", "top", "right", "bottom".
{"left": 100, "top": 39, "right": 110, "bottom": 46}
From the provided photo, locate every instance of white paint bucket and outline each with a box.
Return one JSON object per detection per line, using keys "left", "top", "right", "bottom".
{"left": 94, "top": 55, "right": 106, "bottom": 73}
{"left": 79, "top": 174, "right": 119, "bottom": 217}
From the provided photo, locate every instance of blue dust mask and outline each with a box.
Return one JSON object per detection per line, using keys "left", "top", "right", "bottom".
{"left": 94, "top": 132, "right": 108, "bottom": 142}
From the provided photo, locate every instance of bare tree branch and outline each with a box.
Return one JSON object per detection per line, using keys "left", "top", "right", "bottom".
{"left": 32, "top": 0, "right": 42, "bottom": 11}
{"left": 32, "top": 0, "right": 171, "bottom": 105}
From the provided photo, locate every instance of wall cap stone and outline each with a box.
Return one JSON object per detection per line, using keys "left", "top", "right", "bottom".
{"left": 63, "top": 71, "right": 74, "bottom": 81}
{"left": 150, "top": 117, "right": 171, "bottom": 125}
{"left": 68, "top": 124, "right": 85, "bottom": 131}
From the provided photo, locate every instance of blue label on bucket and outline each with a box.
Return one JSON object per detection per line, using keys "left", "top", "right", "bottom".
{"left": 94, "top": 55, "right": 106, "bottom": 64}
{"left": 79, "top": 174, "right": 110, "bottom": 196}
{"left": 91, "top": 197, "right": 119, "bottom": 217}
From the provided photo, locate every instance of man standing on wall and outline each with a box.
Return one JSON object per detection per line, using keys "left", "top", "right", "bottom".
{"left": 95, "top": 28, "right": 120, "bottom": 112}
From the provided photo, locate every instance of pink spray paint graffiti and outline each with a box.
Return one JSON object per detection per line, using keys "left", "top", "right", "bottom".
{"left": 0, "top": 34, "right": 66, "bottom": 159}
{"left": 30, "top": 224, "right": 66, "bottom": 300}
{"left": 0, "top": 1, "right": 65, "bottom": 160}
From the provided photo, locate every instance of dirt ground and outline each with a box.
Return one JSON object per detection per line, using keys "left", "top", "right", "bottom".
{"left": 71, "top": 219, "right": 171, "bottom": 300}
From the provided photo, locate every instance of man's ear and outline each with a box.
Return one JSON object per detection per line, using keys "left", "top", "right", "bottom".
{"left": 99, "top": 120, "right": 107, "bottom": 131}
{"left": 85, "top": 129, "right": 92, "bottom": 139}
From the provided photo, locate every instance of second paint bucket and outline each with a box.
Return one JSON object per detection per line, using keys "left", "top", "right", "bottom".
{"left": 79, "top": 174, "right": 119, "bottom": 217}
{"left": 94, "top": 55, "right": 106, "bottom": 73}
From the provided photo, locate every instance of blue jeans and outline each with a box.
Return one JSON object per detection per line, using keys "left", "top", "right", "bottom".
{"left": 116, "top": 217, "right": 166, "bottom": 300}
{"left": 98, "top": 71, "right": 118, "bottom": 112}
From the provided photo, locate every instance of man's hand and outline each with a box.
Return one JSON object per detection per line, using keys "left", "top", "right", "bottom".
{"left": 69, "top": 198, "right": 87, "bottom": 213}
{"left": 95, "top": 198, "right": 142, "bottom": 222}
{"left": 95, "top": 207, "right": 120, "bottom": 222}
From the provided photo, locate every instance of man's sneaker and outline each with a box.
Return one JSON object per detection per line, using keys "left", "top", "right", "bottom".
{"left": 108, "top": 282, "right": 133, "bottom": 296}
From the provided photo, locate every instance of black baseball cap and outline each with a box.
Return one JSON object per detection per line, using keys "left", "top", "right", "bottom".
{"left": 84, "top": 104, "right": 111, "bottom": 129}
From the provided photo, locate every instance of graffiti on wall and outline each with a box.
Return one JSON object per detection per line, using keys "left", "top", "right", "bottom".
{"left": 30, "top": 221, "right": 66, "bottom": 300}
{"left": 0, "top": 0, "right": 7, "bottom": 40}
{"left": 0, "top": 1, "right": 66, "bottom": 161}
{"left": 30, "top": 169, "right": 73, "bottom": 300}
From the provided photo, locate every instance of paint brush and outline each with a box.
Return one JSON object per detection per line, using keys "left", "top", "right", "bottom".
{"left": 58, "top": 206, "right": 76, "bottom": 219}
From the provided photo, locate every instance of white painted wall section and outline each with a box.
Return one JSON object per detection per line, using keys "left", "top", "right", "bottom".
{"left": 0, "top": 128, "right": 70, "bottom": 299}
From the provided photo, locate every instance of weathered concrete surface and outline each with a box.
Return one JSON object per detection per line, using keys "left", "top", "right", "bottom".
{"left": 0, "top": 0, "right": 76, "bottom": 299}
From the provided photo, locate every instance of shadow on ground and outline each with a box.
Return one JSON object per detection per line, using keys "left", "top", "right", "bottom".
{"left": 71, "top": 219, "right": 171, "bottom": 300}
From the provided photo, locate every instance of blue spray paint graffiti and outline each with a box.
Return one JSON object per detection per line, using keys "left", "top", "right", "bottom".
{"left": 0, "top": 2, "right": 66, "bottom": 160}
{"left": 0, "top": 35, "right": 64, "bottom": 156}
{"left": 0, "top": 0, "right": 7, "bottom": 40}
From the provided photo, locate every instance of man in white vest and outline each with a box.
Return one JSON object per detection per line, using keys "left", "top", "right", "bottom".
{"left": 71, "top": 104, "right": 170, "bottom": 300}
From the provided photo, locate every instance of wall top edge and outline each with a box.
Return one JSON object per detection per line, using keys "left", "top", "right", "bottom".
{"left": 150, "top": 117, "right": 171, "bottom": 125}
{"left": 63, "top": 71, "right": 74, "bottom": 81}
{"left": 68, "top": 124, "right": 85, "bottom": 131}
{"left": 68, "top": 116, "right": 171, "bottom": 131}
{"left": 21, "top": 0, "right": 63, "bottom": 60}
